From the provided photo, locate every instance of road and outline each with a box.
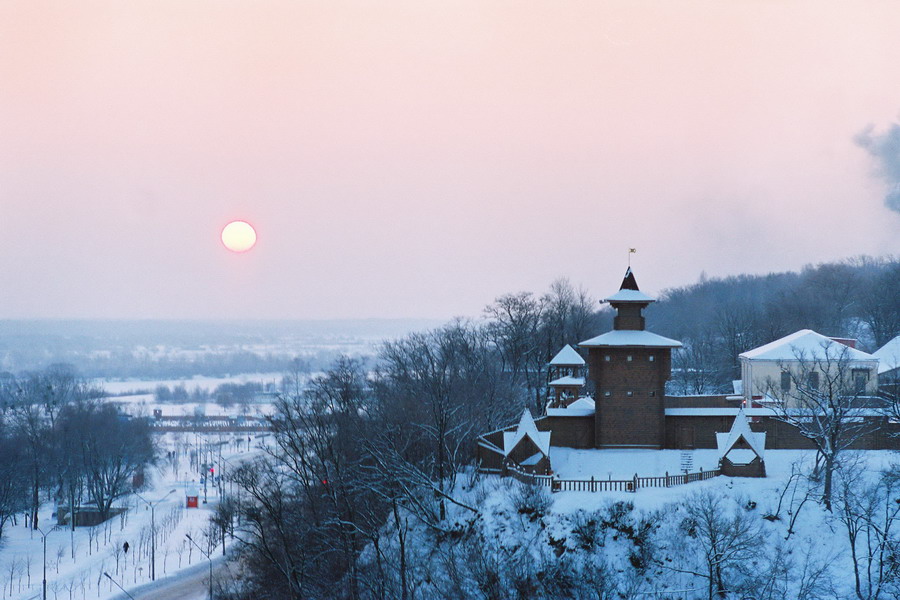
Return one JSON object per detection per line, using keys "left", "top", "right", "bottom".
{"left": 111, "top": 558, "right": 230, "bottom": 600}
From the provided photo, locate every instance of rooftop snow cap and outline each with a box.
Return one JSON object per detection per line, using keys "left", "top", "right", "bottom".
{"left": 603, "top": 267, "right": 656, "bottom": 304}
{"left": 549, "top": 344, "right": 585, "bottom": 366}
{"left": 503, "top": 409, "right": 551, "bottom": 457}
{"left": 739, "top": 329, "right": 877, "bottom": 362}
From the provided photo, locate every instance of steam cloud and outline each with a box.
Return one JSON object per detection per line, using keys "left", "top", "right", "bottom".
{"left": 855, "top": 121, "right": 900, "bottom": 214}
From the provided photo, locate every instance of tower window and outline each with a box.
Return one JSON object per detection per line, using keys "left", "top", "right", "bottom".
{"left": 781, "top": 371, "right": 791, "bottom": 392}
{"left": 807, "top": 371, "right": 819, "bottom": 391}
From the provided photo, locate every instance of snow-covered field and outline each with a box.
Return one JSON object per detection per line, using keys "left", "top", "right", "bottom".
{"left": 96, "top": 373, "right": 286, "bottom": 396}
{"left": 109, "top": 394, "right": 276, "bottom": 418}
{"left": 96, "top": 372, "right": 292, "bottom": 419}
{"left": 0, "top": 434, "right": 269, "bottom": 600}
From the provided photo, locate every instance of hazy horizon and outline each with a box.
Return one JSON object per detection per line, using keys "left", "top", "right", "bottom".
{"left": 2, "top": 1, "right": 899, "bottom": 320}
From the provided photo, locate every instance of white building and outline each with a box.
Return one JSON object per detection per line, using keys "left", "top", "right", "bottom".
{"left": 739, "top": 329, "right": 879, "bottom": 402}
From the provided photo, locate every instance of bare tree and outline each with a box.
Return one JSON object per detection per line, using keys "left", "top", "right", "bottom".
{"left": 484, "top": 292, "right": 546, "bottom": 412}
{"left": 0, "top": 432, "right": 29, "bottom": 541}
{"left": 375, "top": 322, "right": 520, "bottom": 524}
{"left": 857, "top": 261, "right": 900, "bottom": 349}
{"left": 666, "top": 491, "right": 763, "bottom": 600}
{"left": 765, "top": 341, "right": 878, "bottom": 511}
{"left": 58, "top": 402, "right": 155, "bottom": 520}
{"left": 836, "top": 464, "right": 900, "bottom": 600}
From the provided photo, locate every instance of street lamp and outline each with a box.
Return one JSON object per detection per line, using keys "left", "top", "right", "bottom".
{"left": 185, "top": 534, "right": 213, "bottom": 600}
{"left": 103, "top": 572, "right": 136, "bottom": 600}
{"left": 35, "top": 525, "right": 59, "bottom": 600}
{"left": 135, "top": 489, "right": 177, "bottom": 581}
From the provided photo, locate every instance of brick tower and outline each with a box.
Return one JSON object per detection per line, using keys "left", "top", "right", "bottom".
{"left": 579, "top": 268, "right": 682, "bottom": 448}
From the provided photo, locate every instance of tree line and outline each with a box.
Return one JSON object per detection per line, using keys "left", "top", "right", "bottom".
{"left": 0, "top": 365, "right": 156, "bottom": 542}
{"left": 653, "top": 256, "right": 900, "bottom": 394}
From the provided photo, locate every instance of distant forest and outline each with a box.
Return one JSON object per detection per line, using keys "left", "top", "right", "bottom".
{"left": 647, "top": 256, "right": 900, "bottom": 394}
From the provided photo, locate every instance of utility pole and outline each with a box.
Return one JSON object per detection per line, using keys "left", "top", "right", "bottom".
{"left": 186, "top": 534, "right": 213, "bottom": 599}
{"left": 135, "top": 489, "right": 177, "bottom": 581}
{"left": 103, "top": 572, "right": 136, "bottom": 600}
{"left": 36, "top": 525, "right": 58, "bottom": 600}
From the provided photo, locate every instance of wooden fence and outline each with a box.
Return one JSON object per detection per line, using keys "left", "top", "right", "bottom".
{"left": 504, "top": 464, "right": 720, "bottom": 493}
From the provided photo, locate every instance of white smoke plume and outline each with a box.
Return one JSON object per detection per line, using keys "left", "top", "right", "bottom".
{"left": 855, "top": 121, "right": 900, "bottom": 214}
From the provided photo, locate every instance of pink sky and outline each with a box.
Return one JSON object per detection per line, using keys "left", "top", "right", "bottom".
{"left": 1, "top": 0, "right": 899, "bottom": 319}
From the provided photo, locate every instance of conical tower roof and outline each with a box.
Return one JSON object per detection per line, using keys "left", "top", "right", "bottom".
{"left": 603, "top": 267, "right": 655, "bottom": 303}
{"left": 620, "top": 266, "right": 640, "bottom": 291}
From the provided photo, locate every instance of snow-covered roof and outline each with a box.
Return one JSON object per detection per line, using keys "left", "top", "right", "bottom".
{"left": 873, "top": 335, "right": 900, "bottom": 374}
{"left": 716, "top": 409, "right": 766, "bottom": 461}
{"left": 549, "top": 344, "right": 585, "bottom": 366}
{"left": 546, "top": 397, "right": 595, "bottom": 417}
{"left": 604, "top": 288, "right": 656, "bottom": 303}
{"left": 739, "top": 329, "right": 877, "bottom": 362}
{"left": 503, "top": 409, "right": 551, "bottom": 457}
{"left": 666, "top": 407, "right": 774, "bottom": 417}
{"left": 603, "top": 267, "right": 656, "bottom": 303}
{"left": 549, "top": 375, "right": 585, "bottom": 387}
{"left": 579, "top": 329, "right": 682, "bottom": 348}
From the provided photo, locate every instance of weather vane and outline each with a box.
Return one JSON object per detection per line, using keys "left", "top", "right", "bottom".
{"left": 628, "top": 247, "right": 636, "bottom": 267}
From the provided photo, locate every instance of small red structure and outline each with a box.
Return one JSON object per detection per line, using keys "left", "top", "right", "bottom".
{"left": 186, "top": 487, "right": 199, "bottom": 508}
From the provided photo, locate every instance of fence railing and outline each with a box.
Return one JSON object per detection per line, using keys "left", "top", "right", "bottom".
{"left": 503, "top": 464, "right": 720, "bottom": 493}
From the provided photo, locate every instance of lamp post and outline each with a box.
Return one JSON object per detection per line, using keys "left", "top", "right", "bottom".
{"left": 35, "top": 525, "right": 58, "bottom": 600}
{"left": 103, "top": 572, "right": 136, "bottom": 600}
{"left": 135, "top": 489, "right": 177, "bottom": 581}
{"left": 185, "top": 534, "right": 213, "bottom": 600}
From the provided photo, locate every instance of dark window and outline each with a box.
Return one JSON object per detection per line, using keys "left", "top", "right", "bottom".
{"left": 852, "top": 369, "right": 869, "bottom": 394}
{"left": 781, "top": 371, "right": 791, "bottom": 392}
{"left": 650, "top": 390, "right": 656, "bottom": 397}
{"left": 807, "top": 371, "right": 819, "bottom": 390}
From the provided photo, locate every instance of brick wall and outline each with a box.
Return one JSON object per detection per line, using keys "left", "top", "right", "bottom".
{"left": 588, "top": 347, "right": 671, "bottom": 448}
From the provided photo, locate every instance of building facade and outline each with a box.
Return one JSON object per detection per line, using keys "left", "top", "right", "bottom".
{"left": 475, "top": 269, "right": 899, "bottom": 474}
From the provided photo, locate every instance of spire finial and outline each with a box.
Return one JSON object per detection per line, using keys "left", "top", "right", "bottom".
{"left": 628, "top": 247, "right": 636, "bottom": 267}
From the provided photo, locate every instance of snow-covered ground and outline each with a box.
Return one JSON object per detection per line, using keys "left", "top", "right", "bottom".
{"left": 96, "top": 372, "right": 290, "bottom": 419}
{"left": 354, "top": 449, "right": 900, "bottom": 598}
{"left": 109, "top": 394, "right": 276, "bottom": 418}
{"left": 97, "top": 373, "right": 286, "bottom": 396}
{"left": 0, "top": 433, "right": 268, "bottom": 600}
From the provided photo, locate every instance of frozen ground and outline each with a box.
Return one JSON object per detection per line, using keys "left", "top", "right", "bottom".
{"left": 97, "top": 372, "right": 290, "bottom": 419}
{"left": 97, "top": 373, "right": 286, "bottom": 396}
{"left": 109, "top": 394, "right": 276, "bottom": 418}
{"left": 0, "top": 433, "right": 268, "bottom": 600}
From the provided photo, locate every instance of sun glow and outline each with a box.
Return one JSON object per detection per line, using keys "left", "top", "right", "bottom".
{"left": 221, "top": 221, "right": 257, "bottom": 253}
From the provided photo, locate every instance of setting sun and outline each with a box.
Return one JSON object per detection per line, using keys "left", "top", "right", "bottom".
{"left": 221, "top": 221, "right": 257, "bottom": 253}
